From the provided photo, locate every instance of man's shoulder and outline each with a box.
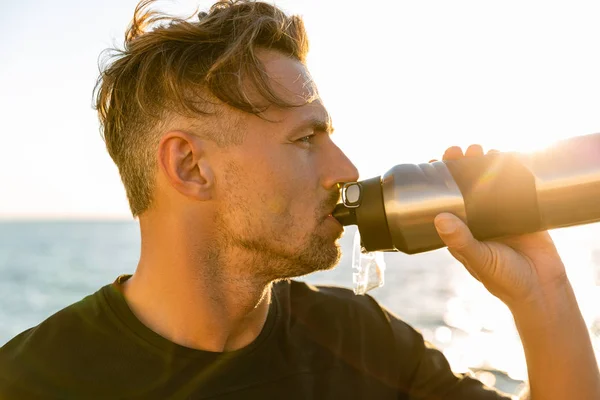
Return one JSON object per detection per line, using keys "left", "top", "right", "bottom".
{"left": 0, "top": 284, "right": 114, "bottom": 396}
{"left": 274, "top": 280, "right": 430, "bottom": 391}
{"left": 277, "top": 279, "right": 423, "bottom": 346}
{"left": 2, "top": 284, "right": 110, "bottom": 349}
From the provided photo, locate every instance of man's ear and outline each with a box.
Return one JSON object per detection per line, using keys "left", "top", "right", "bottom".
{"left": 158, "top": 131, "right": 214, "bottom": 201}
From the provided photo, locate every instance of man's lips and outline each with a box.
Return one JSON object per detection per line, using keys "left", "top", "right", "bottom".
{"left": 323, "top": 208, "right": 337, "bottom": 221}
{"left": 325, "top": 213, "right": 343, "bottom": 227}
{"left": 321, "top": 197, "right": 342, "bottom": 222}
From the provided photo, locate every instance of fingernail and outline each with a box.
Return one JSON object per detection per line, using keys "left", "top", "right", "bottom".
{"left": 435, "top": 215, "right": 457, "bottom": 234}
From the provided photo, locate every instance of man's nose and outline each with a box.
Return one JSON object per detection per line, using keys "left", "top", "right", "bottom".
{"left": 321, "top": 144, "right": 360, "bottom": 190}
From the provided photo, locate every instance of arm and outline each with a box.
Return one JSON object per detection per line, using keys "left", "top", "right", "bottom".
{"left": 510, "top": 277, "right": 599, "bottom": 400}
{"left": 434, "top": 213, "right": 600, "bottom": 400}
{"left": 430, "top": 145, "right": 600, "bottom": 399}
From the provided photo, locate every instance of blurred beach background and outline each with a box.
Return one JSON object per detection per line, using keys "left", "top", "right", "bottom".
{"left": 3, "top": 0, "right": 600, "bottom": 397}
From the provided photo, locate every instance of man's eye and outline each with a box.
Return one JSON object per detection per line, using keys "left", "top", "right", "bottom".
{"left": 297, "top": 135, "right": 315, "bottom": 144}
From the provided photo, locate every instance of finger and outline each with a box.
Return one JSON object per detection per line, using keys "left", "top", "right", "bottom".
{"left": 465, "top": 144, "right": 484, "bottom": 157}
{"left": 434, "top": 213, "right": 490, "bottom": 268}
{"left": 442, "top": 146, "right": 464, "bottom": 161}
{"left": 487, "top": 149, "right": 500, "bottom": 155}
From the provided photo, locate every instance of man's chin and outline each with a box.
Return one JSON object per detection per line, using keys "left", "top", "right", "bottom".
{"left": 289, "top": 240, "right": 341, "bottom": 277}
{"left": 235, "top": 231, "right": 343, "bottom": 281}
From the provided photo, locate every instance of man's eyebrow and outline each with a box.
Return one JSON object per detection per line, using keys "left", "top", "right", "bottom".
{"left": 290, "top": 116, "right": 335, "bottom": 136}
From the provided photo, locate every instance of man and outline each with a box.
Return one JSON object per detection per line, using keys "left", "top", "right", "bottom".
{"left": 1, "top": 1, "right": 598, "bottom": 399}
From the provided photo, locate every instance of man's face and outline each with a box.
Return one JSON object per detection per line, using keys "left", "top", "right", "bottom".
{"left": 213, "top": 49, "right": 359, "bottom": 281}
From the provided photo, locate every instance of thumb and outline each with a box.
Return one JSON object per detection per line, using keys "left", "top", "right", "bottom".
{"left": 434, "top": 213, "right": 488, "bottom": 265}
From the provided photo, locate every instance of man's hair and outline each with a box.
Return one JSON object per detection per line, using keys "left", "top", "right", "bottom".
{"left": 94, "top": 0, "right": 309, "bottom": 217}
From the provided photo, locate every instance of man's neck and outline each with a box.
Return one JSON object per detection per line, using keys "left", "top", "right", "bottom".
{"left": 120, "top": 243, "right": 273, "bottom": 353}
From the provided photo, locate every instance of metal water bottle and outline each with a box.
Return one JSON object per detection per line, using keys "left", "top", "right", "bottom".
{"left": 332, "top": 133, "right": 600, "bottom": 254}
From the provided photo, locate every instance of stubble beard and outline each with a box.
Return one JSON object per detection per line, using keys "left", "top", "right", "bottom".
{"left": 212, "top": 212, "right": 342, "bottom": 284}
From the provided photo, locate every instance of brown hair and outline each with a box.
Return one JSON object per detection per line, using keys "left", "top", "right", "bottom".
{"left": 94, "top": 0, "right": 309, "bottom": 217}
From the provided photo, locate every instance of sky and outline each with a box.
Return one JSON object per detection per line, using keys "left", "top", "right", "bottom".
{"left": 2, "top": 0, "right": 600, "bottom": 219}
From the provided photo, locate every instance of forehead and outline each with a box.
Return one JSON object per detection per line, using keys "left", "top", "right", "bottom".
{"left": 253, "top": 49, "right": 330, "bottom": 125}
{"left": 257, "top": 49, "right": 317, "bottom": 103}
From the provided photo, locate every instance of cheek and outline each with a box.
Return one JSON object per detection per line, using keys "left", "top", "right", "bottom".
{"left": 240, "top": 144, "right": 318, "bottom": 218}
{"left": 259, "top": 178, "right": 315, "bottom": 225}
{"left": 264, "top": 194, "right": 287, "bottom": 215}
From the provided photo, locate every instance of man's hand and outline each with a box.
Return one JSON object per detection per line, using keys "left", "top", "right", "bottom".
{"left": 431, "top": 144, "right": 567, "bottom": 308}
{"left": 431, "top": 144, "right": 600, "bottom": 400}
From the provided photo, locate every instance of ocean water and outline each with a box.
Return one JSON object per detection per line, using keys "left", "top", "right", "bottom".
{"left": 2, "top": 220, "right": 600, "bottom": 396}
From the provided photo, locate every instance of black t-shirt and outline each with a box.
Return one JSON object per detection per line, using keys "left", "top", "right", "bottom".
{"left": 0, "top": 276, "right": 512, "bottom": 399}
